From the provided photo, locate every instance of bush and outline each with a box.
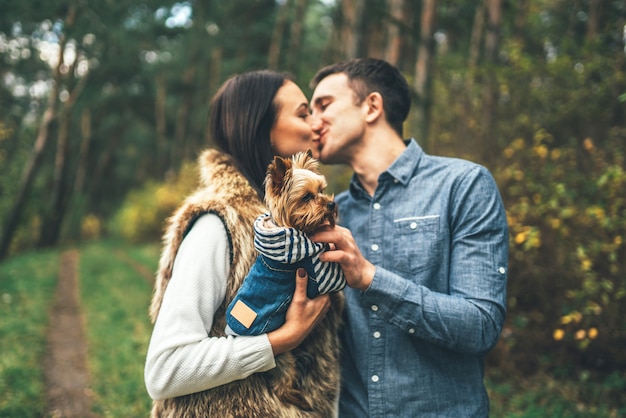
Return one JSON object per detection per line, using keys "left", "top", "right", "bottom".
{"left": 493, "top": 127, "right": 626, "bottom": 376}
{"left": 110, "top": 161, "right": 198, "bottom": 243}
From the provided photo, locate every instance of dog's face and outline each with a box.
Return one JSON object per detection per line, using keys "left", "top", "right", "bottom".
{"left": 265, "top": 150, "right": 337, "bottom": 235}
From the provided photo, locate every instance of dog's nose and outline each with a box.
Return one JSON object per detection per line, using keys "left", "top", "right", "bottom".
{"left": 327, "top": 201, "right": 336, "bottom": 210}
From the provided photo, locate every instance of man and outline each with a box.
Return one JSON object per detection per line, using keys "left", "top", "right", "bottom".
{"left": 309, "top": 58, "right": 508, "bottom": 417}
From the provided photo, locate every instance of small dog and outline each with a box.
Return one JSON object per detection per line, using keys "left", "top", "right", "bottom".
{"left": 226, "top": 149, "right": 345, "bottom": 336}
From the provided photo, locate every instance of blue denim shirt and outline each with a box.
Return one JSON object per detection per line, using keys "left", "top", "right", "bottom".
{"left": 337, "top": 140, "right": 508, "bottom": 417}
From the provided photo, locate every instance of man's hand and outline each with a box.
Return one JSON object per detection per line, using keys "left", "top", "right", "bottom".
{"left": 311, "top": 225, "right": 376, "bottom": 291}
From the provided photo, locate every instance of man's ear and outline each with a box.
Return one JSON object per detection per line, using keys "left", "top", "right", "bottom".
{"left": 364, "top": 92, "right": 384, "bottom": 123}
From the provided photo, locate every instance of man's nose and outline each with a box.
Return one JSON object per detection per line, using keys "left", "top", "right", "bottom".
{"left": 309, "top": 114, "right": 322, "bottom": 131}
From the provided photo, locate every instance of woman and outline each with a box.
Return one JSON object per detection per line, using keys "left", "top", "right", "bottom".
{"left": 144, "top": 71, "right": 342, "bottom": 417}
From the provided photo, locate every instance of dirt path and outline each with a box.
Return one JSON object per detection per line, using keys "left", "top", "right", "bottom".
{"left": 44, "top": 250, "right": 98, "bottom": 418}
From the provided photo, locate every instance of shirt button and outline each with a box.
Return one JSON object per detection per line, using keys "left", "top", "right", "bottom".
{"left": 408, "top": 328, "right": 415, "bottom": 334}
{"left": 371, "top": 375, "right": 379, "bottom": 382}
{"left": 373, "top": 331, "right": 381, "bottom": 338}
{"left": 371, "top": 305, "right": 379, "bottom": 312}
{"left": 498, "top": 267, "right": 506, "bottom": 274}
{"left": 371, "top": 244, "right": 379, "bottom": 251}
{"left": 410, "top": 222, "right": 418, "bottom": 230}
{"left": 373, "top": 203, "right": 381, "bottom": 210}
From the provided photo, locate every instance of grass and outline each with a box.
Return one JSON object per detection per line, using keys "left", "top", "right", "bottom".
{"left": 0, "top": 240, "right": 624, "bottom": 417}
{"left": 0, "top": 249, "right": 59, "bottom": 417}
{"left": 487, "top": 371, "right": 626, "bottom": 417}
{"left": 78, "top": 240, "right": 157, "bottom": 417}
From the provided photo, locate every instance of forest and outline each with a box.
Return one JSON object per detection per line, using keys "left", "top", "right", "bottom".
{"left": 1, "top": 0, "right": 625, "bottom": 411}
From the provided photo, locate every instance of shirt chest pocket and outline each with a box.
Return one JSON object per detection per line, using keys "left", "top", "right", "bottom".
{"left": 392, "top": 216, "right": 441, "bottom": 275}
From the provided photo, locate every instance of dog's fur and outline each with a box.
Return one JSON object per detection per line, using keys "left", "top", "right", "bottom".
{"left": 149, "top": 149, "right": 343, "bottom": 417}
{"left": 265, "top": 149, "right": 337, "bottom": 235}
{"left": 254, "top": 150, "right": 343, "bottom": 409}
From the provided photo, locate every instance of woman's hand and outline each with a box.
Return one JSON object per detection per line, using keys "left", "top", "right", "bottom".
{"left": 267, "top": 268, "right": 330, "bottom": 355}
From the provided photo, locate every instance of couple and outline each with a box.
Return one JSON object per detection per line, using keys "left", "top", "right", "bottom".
{"left": 144, "top": 58, "right": 509, "bottom": 417}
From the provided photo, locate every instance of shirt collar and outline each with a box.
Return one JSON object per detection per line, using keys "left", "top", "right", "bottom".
{"left": 349, "top": 139, "right": 423, "bottom": 196}
{"left": 385, "top": 139, "right": 423, "bottom": 185}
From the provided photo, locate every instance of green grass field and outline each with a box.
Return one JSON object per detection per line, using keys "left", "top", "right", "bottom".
{"left": 0, "top": 241, "right": 623, "bottom": 417}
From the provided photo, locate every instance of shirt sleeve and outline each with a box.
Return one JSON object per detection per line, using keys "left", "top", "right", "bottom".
{"left": 360, "top": 166, "right": 508, "bottom": 355}
{"left": 144, "top": 213, "right": 276, "bottom": 400}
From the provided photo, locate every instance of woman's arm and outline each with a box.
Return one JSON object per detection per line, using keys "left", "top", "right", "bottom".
{"left": 144, "top": 213, "right": 331, "bottom": 400}
{"left": 144, "top": 214, "right": 275, "bottom": 400}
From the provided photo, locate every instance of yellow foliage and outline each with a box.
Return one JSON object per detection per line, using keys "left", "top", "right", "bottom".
{"left": 561, "top": 311, "right": 583, "bottom": 324}
{"left": 549, "top": 218, "right": 561, "bottom": 229}
{"left": 533, "top": 144, "right": 549, "bottom": 159}
{"left": 553, "top": 329, "right": 565, "bottom": 341}
{"left": 588, "top": 328, "right": 598, "bottom": 339}
{"left": 511, "top": 137, "right": 526, "bottom": 150}
{"left": 514, "top": 231, "right": 527, "bottom": 245}
{"left": 586, "top": 206, "right": 606, "bottom": 222}
{"left": 110, "top": 160, "right": 199, "bottom": 242}
{"left": 81, "top": 214, "right": 102, "bottom": 240}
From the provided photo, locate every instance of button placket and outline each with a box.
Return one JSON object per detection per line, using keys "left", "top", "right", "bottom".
{"left": 368, "top": 312, "right": 385, "bottom": 413}
{"left": 368, "top": 198, "right": 384, "bottom": 265}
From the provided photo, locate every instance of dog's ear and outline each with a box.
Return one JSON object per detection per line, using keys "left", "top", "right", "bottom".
{"left": 268, "top": 156, "right": 291, "bottom": 193}
{"left": 305, "top": 148, "right": 313, "bottom": 159}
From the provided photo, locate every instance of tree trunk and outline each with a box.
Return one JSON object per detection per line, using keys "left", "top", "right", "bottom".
{"left": 209, "top": 46, "right": 223, "bottom": 96}
{"left": 480, "top": 0, "right": 502, "bottom": 164}
{"left": 483, "top": 0, "right": 501, "bottom": 63}
{"left": 38, "top": 55, "right": 88, "bottom": 248}
{"left": 38, "top": 107, "right": 71, "bottom": 248}
{"left": 64, "top": 109, "right": 92, "bottom": 240}
{"left": 286, "top": 0, "right": 309, "bottom": 74}
{"left": 385, "top": 0, "right": 405, "bottom": 66}
{"left": 87, "top": 125, "right": 125, "bottom": 205}
{"left": 412, "top": 0, "right": 437, "bottom": 148}
{"left": 586, "top": 0, "right": 602, "bottom": 42}
{"left": 513, "top": 0, "right": 529, "bottom": 44}
{"left": 268, "top": 0, "right": 293, "bottom": 69}
{"left": 341, "top": 0, "right": 367, "bottom": 58}
{"left": 73, "top": 109, "right": 91, "bottom": 197}
{"left": 155, "top": 74, "right": 168, "bottom": 173}
{"left": 0, "top": 5, "right": 75, "bottom": 259}
{"left": 174, "top": 65, "right": 196, "bottom": 164}
{"left": 468, "top": 1, "right": 485, "bottom": 73}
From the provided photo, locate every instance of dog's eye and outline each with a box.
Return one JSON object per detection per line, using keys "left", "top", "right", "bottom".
{"left": 303, "top": 193, "right": 314, "bottom": 202}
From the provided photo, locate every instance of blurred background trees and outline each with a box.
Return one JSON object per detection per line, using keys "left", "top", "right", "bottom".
{"left": 0, "top": 0, "right": 624, "bottom": 384}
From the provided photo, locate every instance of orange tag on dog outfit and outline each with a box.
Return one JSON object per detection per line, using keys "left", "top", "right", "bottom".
{"left": 230, "top": 300, "right": 257, "bottom": 329}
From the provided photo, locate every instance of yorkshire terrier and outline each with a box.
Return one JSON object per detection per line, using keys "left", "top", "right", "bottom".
{"left": 226, "top": 149, "right": 345, "bottom": 336}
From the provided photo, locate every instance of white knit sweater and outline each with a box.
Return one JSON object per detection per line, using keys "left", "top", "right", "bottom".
{"left": 144, "top": 213, "right": 276, "bottom": 400}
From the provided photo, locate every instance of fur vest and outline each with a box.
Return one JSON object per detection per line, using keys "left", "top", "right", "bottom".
{"left": 149, "top": 149, "right": 342, "bottom": 418}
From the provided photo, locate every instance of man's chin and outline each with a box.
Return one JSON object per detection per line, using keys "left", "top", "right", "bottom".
{"left": 309, "top": 142, "right": 322, "bottom": 159}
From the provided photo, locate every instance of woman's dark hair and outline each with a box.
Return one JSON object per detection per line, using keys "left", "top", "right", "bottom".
{"left": 209, "top": 70, "right": 294, "bottom": 197}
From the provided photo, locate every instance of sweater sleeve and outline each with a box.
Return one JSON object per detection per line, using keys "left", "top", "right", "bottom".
{"left": 144, "top": 213, "right": 276, "bottom": 400}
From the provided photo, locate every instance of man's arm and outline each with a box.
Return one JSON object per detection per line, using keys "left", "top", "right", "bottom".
{"left": 314, "top": 166, "right": 508, "bottom": 355}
